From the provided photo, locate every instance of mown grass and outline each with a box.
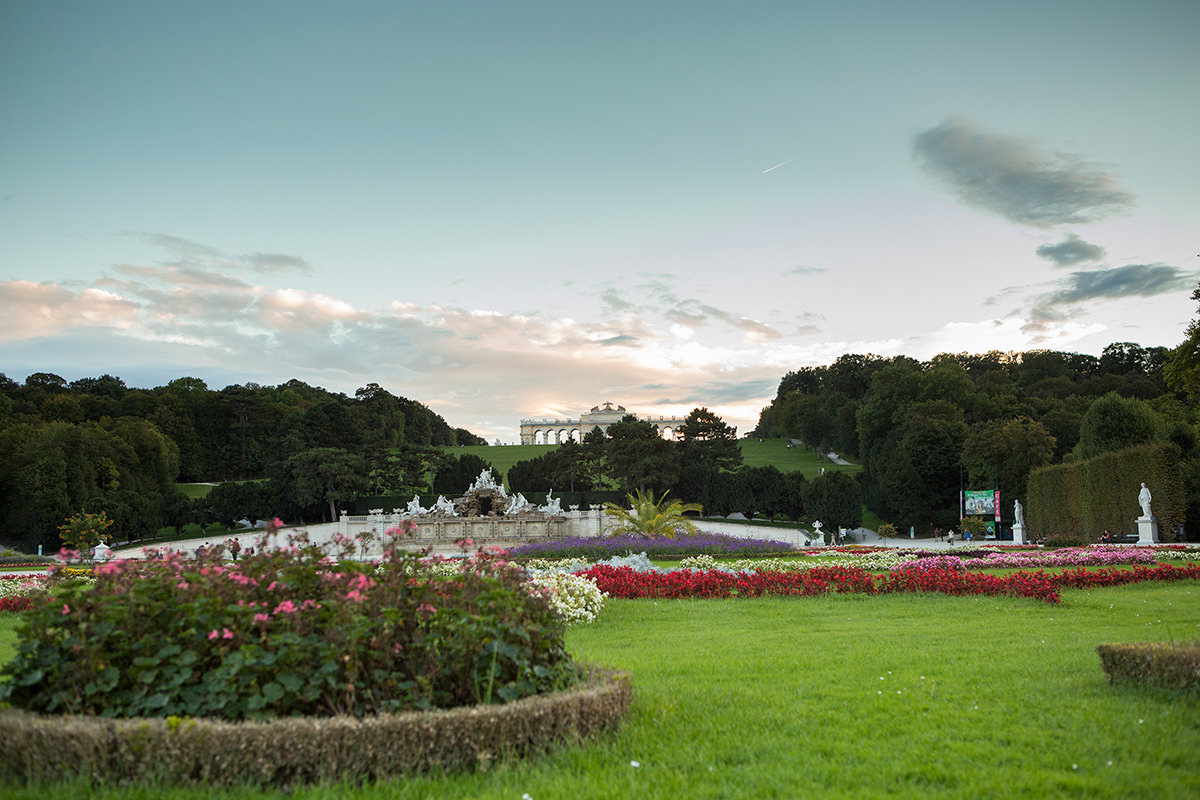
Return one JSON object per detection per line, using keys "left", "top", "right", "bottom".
{"left": 445, "top": 438, "right": 858, "bottom": 484}
{"left": 737, "top": 436, "right": 860, "bottom": 476}
{"left": 2, "top": 580, "right": 1198, "bottom": 798}
{"left": 177, "top": 483, "right": 217, "bottom": 500}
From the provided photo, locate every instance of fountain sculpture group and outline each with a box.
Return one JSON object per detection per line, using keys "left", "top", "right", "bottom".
{"left": 337, "top": 470, "right": 593, "bottom": 555}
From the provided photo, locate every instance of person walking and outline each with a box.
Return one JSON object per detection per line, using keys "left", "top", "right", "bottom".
{"left": 229, "top": 537, "right": 241, "bottom": 561}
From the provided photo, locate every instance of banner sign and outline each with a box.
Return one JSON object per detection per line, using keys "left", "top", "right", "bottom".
{"left": 964, "top": 490, "right": 997, "bottom": 516}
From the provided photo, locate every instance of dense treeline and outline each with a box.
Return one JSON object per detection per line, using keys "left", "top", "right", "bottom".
{"left": 504, "top": 408, "right": 864, "bottom": 533}
{"left": 752, "top": 341, "right": 1200, "bottom": 536}
{"left": 0, "top": 374, "right": 485, "bottom": 550}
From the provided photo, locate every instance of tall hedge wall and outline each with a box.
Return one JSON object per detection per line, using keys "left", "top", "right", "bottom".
{"left": 1026, "top": 442, "right": 1185, "bottom": 542}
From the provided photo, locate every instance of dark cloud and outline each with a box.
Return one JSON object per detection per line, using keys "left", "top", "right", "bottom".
{"left": 913, "top": 118, "right": 1135, "bottom": 226}
{"left": 1024, "top": 263, "right": 1198, "bottom": 333}
{"left": 1042, "top": 263, "right": 1194, "bottom": 305}
{"left": 243, "top": 252, "right": 312, "bottom": 273}
{"left": 1036, "top": 234, "right": 1106, "bottom": 266}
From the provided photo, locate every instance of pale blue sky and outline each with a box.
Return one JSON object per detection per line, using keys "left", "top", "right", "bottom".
{"left": 2, "top": 0, "right": 1197, "bottom": 440}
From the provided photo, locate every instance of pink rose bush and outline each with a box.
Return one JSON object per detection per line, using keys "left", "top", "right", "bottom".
{"left": 0, "top": 529, "right": 576, "bottom": 719}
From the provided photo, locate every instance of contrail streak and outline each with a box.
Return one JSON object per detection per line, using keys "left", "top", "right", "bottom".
{"left": 761, "top": 160, "right": 790, "bottom": 174}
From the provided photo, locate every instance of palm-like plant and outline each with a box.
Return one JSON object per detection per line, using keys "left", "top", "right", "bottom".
{"left": 603, "top": 489, "right": 703, "bottom": 539}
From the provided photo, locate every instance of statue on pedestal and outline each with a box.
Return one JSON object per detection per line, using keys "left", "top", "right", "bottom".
{"left": 1138, "top": 483, "right": 1153, "bottom": 519}
{"left": 1014, "top": 499, "right": 1024, "bottom": 527}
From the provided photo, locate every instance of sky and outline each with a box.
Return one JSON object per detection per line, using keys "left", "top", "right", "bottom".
{"left": 2, "top": 0, "right": 1198, "bottom": 443}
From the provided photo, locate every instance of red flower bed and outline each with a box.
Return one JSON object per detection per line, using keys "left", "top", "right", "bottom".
{"left": 1051, "top": 562, "right": 1200, "bottom": 590}
{"left": 878, "top": 565, "right": 1062, "bottom": 602}
{"left": 575, "top": 565, "right": 877, "bottom": 599}
{"left": 577, "top": 562, "right": 1200, "bottom": 605}
{"left": 0, "top": 596, "right": 34, "bottom": 612}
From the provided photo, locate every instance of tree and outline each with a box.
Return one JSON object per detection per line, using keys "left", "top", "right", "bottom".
{"left": 580, "top": 426, "right": 608, "bottom": 490}
{"left": 1164, "top": 281, "right": 1200, "bottom": 401}
{"left": 605, "top": 416, "right": 679, "bottom": 495}
{"left": 679, "top": 407, "right": 742, "bottom": 472}
{"left": 603, "top": 490, "right": 702, "bottom": 539}
{"left": 803, "top": 471, "right": 862, "bottom": 532}
{"left": 739, "top": 465, "right": 789, "bottom": 520}
{"left": 961, "top": 416, "right": 1056, "bottom": 503}
{"left": 282, "top": 447, "right": 368, "bottom": 522}
{"left": 1074, "top": 393, "right": 1166, "bottom": 460}
{"left": 57, "top": 510, "right": 114, "bottom": 552}
{"left": 433, "top": 452, "right": 492, "bottom": 495}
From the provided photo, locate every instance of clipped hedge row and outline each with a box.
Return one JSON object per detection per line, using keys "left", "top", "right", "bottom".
{"left": 0, "top": 667, "right": 631, "bottom": 788}
{"left": 1027, "top": 442, "right": 1185, "bottom": 542}
{"left": 1096, "top": 641, "right": 1200, "bottom": 690}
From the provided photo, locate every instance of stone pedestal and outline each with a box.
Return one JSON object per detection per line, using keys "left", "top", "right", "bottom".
{"left": 1137, "top": 516, "right": 1159, "bottom": 545}
{"left": 1011, "top": 522, "right": 1027, "bottom": 545}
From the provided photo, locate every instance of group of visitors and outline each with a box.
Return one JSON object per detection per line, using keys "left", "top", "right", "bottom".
{"left": 193, "top": 537, "right": 250, "bottom": 560}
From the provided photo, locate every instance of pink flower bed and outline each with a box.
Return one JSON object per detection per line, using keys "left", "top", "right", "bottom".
{"left": 575, "top": 562, "right": 1200, "bottom": 605}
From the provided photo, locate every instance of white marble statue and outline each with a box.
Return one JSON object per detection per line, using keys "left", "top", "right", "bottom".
{"left": 540, "top": 490, "right": 564, "bottom": 516}
{"left": 1014, "top": 499, "right": 1024, "bottom": 527}
{"left": 1138, "top": 482, "right": 1153, "bottom": 518}
{"left": 470, "top": 469, "right": 500, "bottom": 492}
{"left": 433, "top": 495, "right": 457, "bottom": 516}
{"left": 505, "top": 493, "right": 532, "bottom": 515}
{"left": 404, "top": 495, "right": 428, "bottom": 516}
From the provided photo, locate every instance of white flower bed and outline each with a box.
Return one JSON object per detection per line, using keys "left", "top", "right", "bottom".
{"left": 525, "top": 570, "right": 606, "bottom": 625}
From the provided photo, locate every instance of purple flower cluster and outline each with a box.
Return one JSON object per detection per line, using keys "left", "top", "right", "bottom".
{"left": 508, "top": 532, "right": 794, "bottom": 560}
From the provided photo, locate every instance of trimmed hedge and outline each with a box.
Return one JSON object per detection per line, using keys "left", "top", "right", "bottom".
{"left": 1027, "top": 442, "right": 1185, "bottom": 542}
{"left": 0, "top": 667, "right": 631, "bottom": 787}
{"left": 1096, "top": 641, "right": 1200, "bottom": 690}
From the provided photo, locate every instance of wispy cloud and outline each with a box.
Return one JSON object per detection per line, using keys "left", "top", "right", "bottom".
{"left": 913, "top": 118, "right": 1135, "bottom": 226}
{"left": 1023, "top": 263, "right": 1198, "bottom": 333}
{"left": 244, "top": 252, "right": 313, "bottom": 273}
{"left": 1036, "top": 234, "right": 1106, "bottom": 266}
{"left": 785, "top": 265, "right": 826, "bottom": 276}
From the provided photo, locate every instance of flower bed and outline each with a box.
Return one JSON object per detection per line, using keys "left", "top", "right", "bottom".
{"left": 576, "top": 562, "right": 1200, "bottom": 604}
{"left": 575, "top": 564, "right": 877, "bottom": 599}
{"left": 508, "top": 532, "right": 794, "bottom": 560}
{"left": 900, "top": 546, "right": 1162, "bottom": 571}
{"left": 1, "top": 532, "right": 579, "bottom": 720}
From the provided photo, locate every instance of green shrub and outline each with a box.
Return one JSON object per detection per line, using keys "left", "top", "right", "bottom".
{"left": 1097, "top": 641, "right": 1200, "bottom": 689}
{"left": 0, "top": 529, "right": 578, "bottom": 719}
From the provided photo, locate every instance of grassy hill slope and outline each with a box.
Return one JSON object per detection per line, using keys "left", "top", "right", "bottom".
{"left": 440, "top": 439, "right": 858, "bottom": 483}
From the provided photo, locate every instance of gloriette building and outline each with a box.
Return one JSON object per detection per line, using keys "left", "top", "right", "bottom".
{"left": 519, "top": 401, "right": 688, "bottom": 444}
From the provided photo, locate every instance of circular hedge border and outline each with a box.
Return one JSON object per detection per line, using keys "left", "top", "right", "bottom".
{"left": 0, "top": 666, "right": 631, "bottom": 787}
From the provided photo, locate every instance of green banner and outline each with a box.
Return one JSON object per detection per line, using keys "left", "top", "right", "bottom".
{"left": 964, "top": 490, "right": 997, "bottom": 516}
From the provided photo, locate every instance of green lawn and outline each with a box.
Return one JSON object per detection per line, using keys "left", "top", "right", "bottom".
{"left": 177, "top": 483, "right": 217, "bottom": 500}
{"left": 2, "top": 580, "right": 1197, "bottom": 798}
{"left": 439, "top": 444, "right": 556, "bottom": 482}
{"left": 444, "top": 438, "right": 858, "bottom": 484}
{"left": 738, "top": 437, "right": 860, "bottom": 476}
